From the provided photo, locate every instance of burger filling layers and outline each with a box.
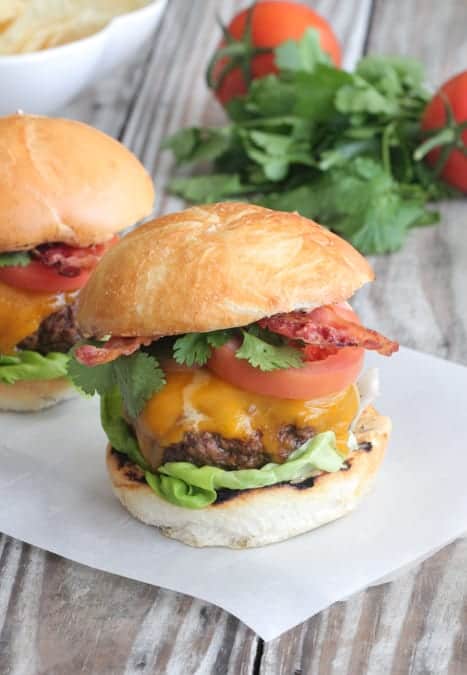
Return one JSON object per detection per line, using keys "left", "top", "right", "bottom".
{"left": 0, "top": 239, "right": 116, "bottom": 385}
{"left": 70, "top": 303, "right": 397, "bottom": 509}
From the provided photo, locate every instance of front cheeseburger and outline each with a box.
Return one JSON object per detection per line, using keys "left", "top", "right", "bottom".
{"left": 70, "top": 203, "right": 398, "bottom": 548}
{"left": 0, "top": 113, "right": 154, "bottom": 411}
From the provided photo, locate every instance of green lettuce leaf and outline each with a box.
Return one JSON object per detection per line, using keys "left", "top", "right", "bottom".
{"left": 0, "top": 251, "right": 31, "bottom": 268}
{"left": 101, "top": 389, "right": 345, "bottom": 509}
{"left": 0, "top": 351, "right": 69, "bottom": 383}
{"left": 148, "top": 431, "right": 344, "bottom": 508}
{"left": 100, "top": 386, "right": 151, "bottom": 471}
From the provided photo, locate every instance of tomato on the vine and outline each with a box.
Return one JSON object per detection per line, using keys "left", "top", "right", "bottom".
{"left": 207, "top": 1, "right": 341, "bottom": 105}
{"left": 420, "top": 70, "right": 467, "bottom": 192}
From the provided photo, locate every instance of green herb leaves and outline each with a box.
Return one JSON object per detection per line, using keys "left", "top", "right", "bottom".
{"left": 68, "top": 349, "right": 165, "bottom": 417}
{"left": 173, "top": 327, "right": 303, "bottom": 372}
{"left": 275, "top": 28, "right": 332, "bottom": 73}
{"left": 164, "top": 30, "right": 452, "bottom": 254}
{"left": 69, "top": 327, "right": 304, "bottom": 410}
{"left": 173, "top": 330, "right": 232, "bottom": 367}
{"left": 260, "top": 157, "right": 435, "bottom": 254}
{"left": 236, "top": 330, "right": 303, "bottom": 371}
{"left": 0, "top": 251, "right": 31, "bottom": 267}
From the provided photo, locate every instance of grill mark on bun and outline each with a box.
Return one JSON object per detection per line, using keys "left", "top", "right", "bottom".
{"left": 111, "top": 449, "right": 146, "bottom": 484}
{"left": 111, "top": 440, "right": 373, "bottom": 500}
{"left": 359, "top": 441, "right": 373, "bottom": 452}
{"left": 214, "top": 476, "right": 317, "bottom": 505}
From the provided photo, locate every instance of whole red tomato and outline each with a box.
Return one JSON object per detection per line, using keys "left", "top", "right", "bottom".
{"left": 421, "top": 70, "right": 467, "bottom": 192}
{"left": 208, "top": 1, "right": 341, "bottom": 106}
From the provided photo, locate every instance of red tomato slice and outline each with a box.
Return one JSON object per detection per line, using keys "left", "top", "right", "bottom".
{"left": 0, "top": 262, "right": 92, "bottom": 293}
{"left": 0, "top": 237, "right": 117, "bottom": 293}
{"left": 207, "top": 340, "right": 363, "bottom": 400}
{"left": 207, "top": 304, "right": 364, "bottom": 399}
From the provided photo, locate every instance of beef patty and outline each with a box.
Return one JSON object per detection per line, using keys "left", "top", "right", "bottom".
{"left": 18, "top": 303, "right": 80, "bottom": 354}
{"left": 161, "top": 425, "right": 316, "bottom": 470}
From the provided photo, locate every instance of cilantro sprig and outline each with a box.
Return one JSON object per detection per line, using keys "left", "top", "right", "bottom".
{"left": 173, "top": 326, "right": 303, "bottom": 372}
{"left": 173, "top": 330, "right": 232, "bottom": 367}
{"left": 164, "top": 29, "right": 456, "bottom": 255}
{"left": 68, "top": 325, "right": 304, "bottom": 411}
{"left": 0, "top": 251, "right": 31, "bottom": 268}
{"left": 236, "top": 330, "right": 303, "bottom": 371}
{"left": 68, "top": 350, "right": 166, "bottom": 417}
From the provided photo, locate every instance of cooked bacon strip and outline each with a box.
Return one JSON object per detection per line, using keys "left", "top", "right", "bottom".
{"left": 75, "top": 337, "right": 153, "bottom": 366}
{"left": 33, "top": 243, "right": 108, "bottom": 278}
{"left": 259, "top": 305, "right": 398, "bottom": 356}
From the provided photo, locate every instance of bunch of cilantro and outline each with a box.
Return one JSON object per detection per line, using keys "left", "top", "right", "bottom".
{"left": 163, "top": 30, "right": 454, "bottom": 254}
{"left": 68, "top": 325, "right": 304, "bottom": 417}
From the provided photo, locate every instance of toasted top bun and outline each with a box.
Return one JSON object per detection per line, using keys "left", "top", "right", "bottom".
{"left": 77, "top": 202, "right": 374, "bottom": 338}
{"left": 0, "top": 114, "right": 154, "bottom": 252}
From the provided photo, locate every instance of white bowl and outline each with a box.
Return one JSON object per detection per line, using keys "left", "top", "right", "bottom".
{"left": 0, "top": 0, "right": 167, "bottom": 116}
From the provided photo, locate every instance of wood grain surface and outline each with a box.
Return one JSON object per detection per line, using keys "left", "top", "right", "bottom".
{"left": 1, "top": 1, "right": 467, "bottom": 673}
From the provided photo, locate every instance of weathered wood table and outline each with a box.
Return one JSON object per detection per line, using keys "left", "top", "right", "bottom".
{"left": 1, "top": 1, "right": 467, "bottom": 673}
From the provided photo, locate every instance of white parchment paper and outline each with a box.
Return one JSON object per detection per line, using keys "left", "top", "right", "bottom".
{"left": 1, "top": 346, "right": 466, "bottom": 640}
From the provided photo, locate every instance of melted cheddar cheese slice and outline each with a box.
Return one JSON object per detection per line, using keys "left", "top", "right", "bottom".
{"left": 139, "top": 369, "right": 359, "bottom": 467}
{"left": 0, "top": 280, "right": 74, "bottom": 354}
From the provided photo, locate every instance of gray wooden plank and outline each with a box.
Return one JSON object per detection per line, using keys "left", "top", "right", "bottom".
{"left": 0, "top": 535, "right": 257, "bottom": 675}
{"left": 261, "top": 541, "right": 467, "bottom": 675}
{"left": 261, "top": 0, "right": 467, "bottom": 672}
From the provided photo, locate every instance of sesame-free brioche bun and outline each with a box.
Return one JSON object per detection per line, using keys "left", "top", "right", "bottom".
{"left": 77, "top": 202, "right": 374, "bottom": 338}
{"left": 0, "top": 113, "right": 155, "bottom": 252}
{"left": 0, "top": 377, "right": 76, "bottom": 412}
{"left": 107, "top": 405, "right": 390, "bottom": 548}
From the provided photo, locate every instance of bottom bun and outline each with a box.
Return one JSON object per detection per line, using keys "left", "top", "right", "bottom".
{"left": 107, "top": 406, "right": 391, "bottom": 549}
{"left": 0, "top": 378, "right": 77, "bottom": 412}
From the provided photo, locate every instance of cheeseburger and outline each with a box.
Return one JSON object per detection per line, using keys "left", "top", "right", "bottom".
{"left": 0, "top": 113, "right": 154, "bottom": 411}
{"left": 70, "top": 203, "right": 398, "bottom": 548}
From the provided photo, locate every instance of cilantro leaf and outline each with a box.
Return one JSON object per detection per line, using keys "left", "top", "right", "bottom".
{"left": 356, "top": 56, "right": 428, "bottom": 101}
{"left": 169, "top": 174, "right": 251, "bottom": 203}
{"left": 113, "top": 352, "right": 166, "bottom": 418}
{"left": 336, "top": 76, "right": 400, "bottom": 117}
{"left": 241, "top": 126, "right": 315, "bottom": 181}
{"left": 292, "top": 66, "right": 352, "bottom": 120}
{"left": 206, "top": 330, "right": 233, "bottom": 348}
{"left": 67, "top": 353, "right": 115, "bottom": 397}
{"left": 246, "top": 324, "right": 285, "bottom": 346}
{"left": 275, "top": 28, "right": 332, "bottom": 73}
{"left": 173, "top": 330, "right": 233, "bottom": 367}
{"left": 68, "top": 347, "right": 165, "bottom": 417}
{"left": 0, "top": 251, "right": 31, "bottom": 267}
{"left": 162, "top": 127, "right": 233, "bottom": 164}
{"left": 173, "top": 333, "right": 212, "bottom": 367}
{"left": 228, "top": 75, "right": 296, "bottom": 121}
{"left": 236, "top": 330, "right": 303, "bottom": 372}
